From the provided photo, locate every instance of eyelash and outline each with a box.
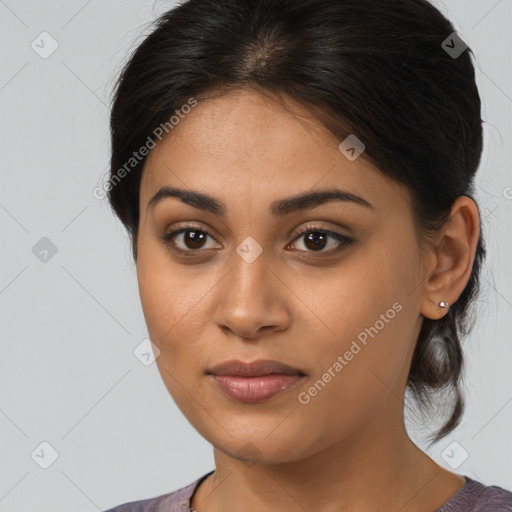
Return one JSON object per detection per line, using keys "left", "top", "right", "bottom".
{"left": 159, "top": 222, "right": 354, "bottom": 258}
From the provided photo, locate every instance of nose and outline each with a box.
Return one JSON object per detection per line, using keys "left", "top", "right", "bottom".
{"left": 212, "top": 251, "right": 292, "bottom": 340}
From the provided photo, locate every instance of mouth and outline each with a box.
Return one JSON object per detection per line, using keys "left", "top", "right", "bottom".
{"left": 206, "top": 359, "right": 306, "bottom": 403}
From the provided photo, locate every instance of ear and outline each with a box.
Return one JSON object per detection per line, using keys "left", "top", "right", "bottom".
{"left": 419, "top": 196, "right": 480, "bottom": 320}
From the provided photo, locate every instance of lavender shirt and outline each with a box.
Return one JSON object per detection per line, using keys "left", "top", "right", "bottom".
{"left": 103, "top": 471, "right": 512, "bottom": 511}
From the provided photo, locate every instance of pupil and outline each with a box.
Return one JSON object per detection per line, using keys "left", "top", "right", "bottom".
{"left": 186, "top": 230, "right": 206, "bottom": 249}
{"left": 305, "top": 232, "right": 326, "bottom": 251}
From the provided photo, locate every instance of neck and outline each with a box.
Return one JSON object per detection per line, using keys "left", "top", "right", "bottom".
{"left": 191, "top": 405, "right": 465, "bottom": 512}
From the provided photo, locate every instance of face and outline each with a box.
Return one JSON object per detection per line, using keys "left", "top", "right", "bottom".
{"left": 136, "top": 89, "right": 428, "bottom": 464}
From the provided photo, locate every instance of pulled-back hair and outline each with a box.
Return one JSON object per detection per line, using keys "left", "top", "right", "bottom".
{"left": 106, "top": 0, "right": 486, "bottom": 445}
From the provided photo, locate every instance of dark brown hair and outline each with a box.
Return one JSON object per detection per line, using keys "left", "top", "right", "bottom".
{"left": 106, "top": 0, "right": 486, "bottom": 445}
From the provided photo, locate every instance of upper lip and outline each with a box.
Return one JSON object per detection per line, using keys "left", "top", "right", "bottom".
{"left": 207, "top": 359, "right": 306, "bottom": 377}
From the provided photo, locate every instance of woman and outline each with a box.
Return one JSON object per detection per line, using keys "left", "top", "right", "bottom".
{"left": 103, "top": 0, "right": 512, "bottom": 510}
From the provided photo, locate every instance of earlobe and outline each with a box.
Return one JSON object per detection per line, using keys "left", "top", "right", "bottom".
{"left": 437, "top": 300, "right": 449, "bottom": 313}
{"left": 419, "top": 196, "right": 480, "bottom": 320}
{"left": 421, "top": 297, "right": 450, "bottom": 320}
{"left": 431, "top": 298, "right": 449, "bottom": 317}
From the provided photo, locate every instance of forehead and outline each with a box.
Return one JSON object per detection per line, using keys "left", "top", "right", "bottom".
{"left": 139, "top": 89, "right": 410, "bottom": 216}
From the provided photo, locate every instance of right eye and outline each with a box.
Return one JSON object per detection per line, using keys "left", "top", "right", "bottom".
{"left": 160, "top": 224, "right": 220, "bottom": 255}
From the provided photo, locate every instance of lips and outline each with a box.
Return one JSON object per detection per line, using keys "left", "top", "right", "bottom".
{"left": 207, "top": 359, "right": 306, "bottom": 377}
{"left": 207, "top": 359, "right": 306, "bottom": 403}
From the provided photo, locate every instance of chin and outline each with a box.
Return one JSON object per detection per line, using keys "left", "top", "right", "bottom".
{"left": 198, "top": 420, "right": 317, "bottom": 465}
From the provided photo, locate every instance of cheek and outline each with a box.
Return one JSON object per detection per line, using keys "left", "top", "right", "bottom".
{"left": 136, "top": 251, "right": 212, "bottom": 416}
{"left": 296, "top": 237, "right": 419, "bottom": 409}
{"left": 137, "top": 234, "right": 196, "bottom": 332}
{"left": 293, "top": 304, "right": 414, "bottom": 451}
{"left": 136, "top": 242, "right": 192, "bottom": 359}
{"left": 298, "top": 248, "right": 406, "bottom": 350}
{"left": 136, "top": 237, "right": 222, "bottom": 384}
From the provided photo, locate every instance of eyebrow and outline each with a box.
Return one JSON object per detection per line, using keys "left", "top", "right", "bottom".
{"left": 146, "top": 185, "right": 374, "bottom": 217}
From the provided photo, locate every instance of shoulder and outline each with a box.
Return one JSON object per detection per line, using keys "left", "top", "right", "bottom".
{"left": 102, "top": 471, "right": 213, "bottom": 512}
{"left": 437, "top": 476, "right": 512, "bottom": 512}
{"left": 472, "top": 481, "right": 512, "bottom": 511}
{"left": 102, "top": 490, "right": 172, "bottom": 512}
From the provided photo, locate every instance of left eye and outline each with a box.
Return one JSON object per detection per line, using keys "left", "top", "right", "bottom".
{"left": 288, "top": 227, "right": 354, "bottom": 253}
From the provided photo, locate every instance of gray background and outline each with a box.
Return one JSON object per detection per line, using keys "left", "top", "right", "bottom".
{"left": 0, "top": 1, "right": 511, "bottom": 510}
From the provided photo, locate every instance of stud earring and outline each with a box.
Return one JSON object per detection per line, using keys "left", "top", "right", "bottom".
{"left": 437, "top": 301, "right": 449, "bottom": 313}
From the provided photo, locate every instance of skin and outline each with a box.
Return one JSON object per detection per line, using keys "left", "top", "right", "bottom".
{"left": 136, "top": 88, "right": 480, "bottom": 512}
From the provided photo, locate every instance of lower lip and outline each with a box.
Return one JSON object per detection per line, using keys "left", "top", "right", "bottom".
{"left": 209, "top": 374, "right": 304, "bottom": 403}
